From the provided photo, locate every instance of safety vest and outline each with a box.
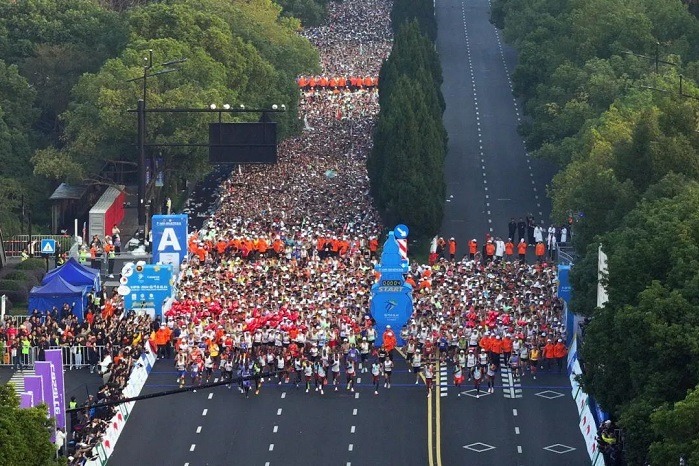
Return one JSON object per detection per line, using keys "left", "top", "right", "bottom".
{"left": 69, "top": 401, "right": 78, "bottom": 410}
{"left": 21, "top": 340, "right": 30, "bottom": 355}
{"left": 108, "top": 248, "right": 116, "bottom": 259}
{"left": 79, "top": 250, "right": 88, "bottom": 263}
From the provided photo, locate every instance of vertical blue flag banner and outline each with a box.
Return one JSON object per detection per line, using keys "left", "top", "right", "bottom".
{"left": 558, "top": 264, "right": 572, "bottom": 304}
{"left": 123, "top": 264, "right": 174, "bottom": 318}
{"left": 151, "top": 214, "right": 188, "bottom": 270}
{"left": 370, "top": 230, "right": 413, "bottom": 347}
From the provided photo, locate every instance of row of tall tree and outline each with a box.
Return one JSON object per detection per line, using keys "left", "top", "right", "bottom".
{"left": 491, "top": 0, "right": 699, "bottom": 463}
{"left": 369, "top": 0, "right": 447, "bottom": 240}
{"left": 0, "top": 0, "right": 321, "bottom": 236}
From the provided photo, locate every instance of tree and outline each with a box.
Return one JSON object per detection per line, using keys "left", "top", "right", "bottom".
{"left": 0, "top": 384, "right": 64, "bottom": 466}
{"left": 649, "top": 384, "right": 699, "bottom": 465}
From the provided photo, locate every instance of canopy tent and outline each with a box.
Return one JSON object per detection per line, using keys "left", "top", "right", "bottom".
{"left": 42, "top": 257, "right": 100, "bottom": 291}
{"left": 29, "top": 275, "right": 89, "bottom": 321}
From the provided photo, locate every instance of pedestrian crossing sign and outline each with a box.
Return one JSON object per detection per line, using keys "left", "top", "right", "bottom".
{"left": 41, "top": 239, "right": 56, "bottom": 254}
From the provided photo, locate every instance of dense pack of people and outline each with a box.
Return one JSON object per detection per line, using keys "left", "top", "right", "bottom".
{"left": 155, "top": 0, "right": 571, "bottom": 406}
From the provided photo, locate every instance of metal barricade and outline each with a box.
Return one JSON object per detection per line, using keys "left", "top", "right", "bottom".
{"left": 0, "top": 344, "right": 108, "bottom": 369}
{"left": 2, "top": 235, "right": 75, "bottom": 257}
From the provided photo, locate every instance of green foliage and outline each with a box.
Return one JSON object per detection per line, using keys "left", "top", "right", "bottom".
{"left": 275, "top": 0, "right": 328, "bottom": 27}
{"left": 495, "top": 0, "right": 699, "bottom": 461}
{"left": 15, "top": 258, "right": 47, "bottom": 271}
{"left": 0, "top": 384, "right": 64, "bottom": 466}
{"left": 35, "top": 0, "right": 319, "bottom": 187}
{"left": 369, "top": 20, "right": 446, "bottom": 239}
{"left": 391, "top": 0, "right": 437, "bottom": 42}
{"left": 0, "top": 280, "right": 30, "bottom": 292}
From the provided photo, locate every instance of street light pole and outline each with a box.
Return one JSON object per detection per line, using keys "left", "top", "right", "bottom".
{"left": 137, "top": 98, "right": 146, "bottom": 226}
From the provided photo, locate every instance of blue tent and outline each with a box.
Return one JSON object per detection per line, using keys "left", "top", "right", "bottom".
{"left": 29, "top": 275, "right": 89, "bottom": 321}
{"left": 42, "top": 257, "right": 100, "bottom": 291}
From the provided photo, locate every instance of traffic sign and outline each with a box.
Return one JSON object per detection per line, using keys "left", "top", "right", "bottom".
{"left": 393, "top": 224, "right": 409, "bottom": 239}
{"left": 41, "top": 239, "right": 56, "bottom": 254}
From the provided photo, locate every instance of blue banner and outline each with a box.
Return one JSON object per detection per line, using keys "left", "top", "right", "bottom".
{"left": 123, "top": 264, "right": 174, "bottom": 318}
{"left": 151, "top": 214, "right": 188, "bottom": 269}
{"left": 370, "top": 231, "right": 413, "bottom": 347}
{"left": 558, "top": 264, "right": 572, "bottom": 304}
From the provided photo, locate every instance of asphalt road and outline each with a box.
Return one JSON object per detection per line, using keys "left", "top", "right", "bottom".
{"left": 110, "top": 355, "right": 427, "bottom": 466}
{"left": 439, "top": 0, "right": 556, "bottom": 253}
{"left": 435, "top": 0, "right": 588, "bottom": 463}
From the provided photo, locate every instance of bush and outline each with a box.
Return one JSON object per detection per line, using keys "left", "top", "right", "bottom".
{"left": 0, "top": 289, "right": 28, "bottom": 306}
{"left": 15, "top": 258, "right": 46, "bottom": 271}
{"left": 0, "top": 280, "right": 29, "bottom": 292}
{"left": 1, "top": 270, "right": 39, "bottom": 286}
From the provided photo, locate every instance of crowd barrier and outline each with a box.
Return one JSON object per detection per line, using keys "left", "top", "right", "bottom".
{"left": 2, "top": 235, "right": 75, "bottom": 257}
{"left": 567, "top": 336, "right": 606, "bottom": 466}
{"left": 85, "top": 345, "right": 156, "bottom": 466}
{"left": 0, "top": 345, "right": 108, "bottom": 369}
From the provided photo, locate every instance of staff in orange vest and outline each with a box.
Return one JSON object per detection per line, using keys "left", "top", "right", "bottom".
{"left": 517, "top": 238, "right": 527, "bottom": 262}
{"left": 468, "top": 239, "right": 477, "bottom": 260}
{"left": 553, "top": 339, "right": 568, "bottom": 373}
{"left": 485, "top": 241, "right": 495, "bottom": 264}
{"left": 448, "top": 237, "right": 457, "bottom": 261}
{"left": 535, "top": 241, "right": 546, "bottom": 263}
{"left": 505, "top": 239, "right": 514, "bottom": 260}
{"left": 383, "top": 325, "right": 397, "bottom": 353}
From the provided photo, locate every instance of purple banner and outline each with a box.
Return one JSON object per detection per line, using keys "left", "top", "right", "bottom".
{"left": 45, "top": 349, "right": 66, "bottom": 430}
{"left": 20, "top": 392, "right": 33, "bottom": 409}
{"left": 34, "top": 361, "right": 59, "bottom": 441}
{"left": 23, "top": 375, "right": 44, "bottom": 407}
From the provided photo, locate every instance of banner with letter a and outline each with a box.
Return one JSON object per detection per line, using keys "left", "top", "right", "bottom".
{"left": 370, "top": 227, "right": 413, "bottom": 347}
{"left": 151, "top": 214, "right": 188, "bottom": 270}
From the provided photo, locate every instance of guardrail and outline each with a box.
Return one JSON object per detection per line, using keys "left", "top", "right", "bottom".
{"left": 3, "top": 235, "right": 75, "bottom": 257}
{"left": 0, "top": 345, "right": 109, "bottom": 369}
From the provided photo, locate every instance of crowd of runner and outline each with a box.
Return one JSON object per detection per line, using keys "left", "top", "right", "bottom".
{"left": 158, "top": 0, "right": 569, "bottom": 403}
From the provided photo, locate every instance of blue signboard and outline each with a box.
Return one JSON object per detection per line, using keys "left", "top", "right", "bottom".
{"left": 558, "top": 264, "right": 572, "bottom": 304}
{"left": 40, "top": 239, "right": 56, "bottom": 255}
{"left": 123, "top": 263, "right": 174, "bottom": 318}
{"left": 393, "top": 224, "right": 409, "bottom": 239}
{"left": 370, "top": 231, "right": 413, "bottom": 347}
{"left": 151, "top": 214, "right": 188, "bottom": 269}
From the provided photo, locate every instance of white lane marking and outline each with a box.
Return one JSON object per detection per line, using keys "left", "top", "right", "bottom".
{"left": 355, "top": 392, "right": 359, "bottom": 399}
{"left": 517, "top": 445, "right": 523, "bottom": 453}
{"left": 208, "top": 393, "right": 213, "bottom": 400}
{"left": 515, "top": 426, "right": 520, "bottom": 435}
{"left": 357, "top": 377, "right": 361, "bottom": 383}
{"left": 214, "top": 378, "right": 219, "bottom": 383}
{"left": 196, "top": 426, "right": 202, "bottom": 434}
{"left": 277, "top": 408, "right": 283, "bottom": 415}
{"left": 190, "top": 444, "right": 196, "bottom": 452}
{"left": 202, "top": 409, "right": 207, "bottom": 416}
{"left": 351, "top": 425, "right": 356, "bottom": 434}
{"left": 185, "top": 463, "right": 189, "bottom": 466}
{"left": 265, "top": 463, "right": 270, "bottom": 466}
{"left": 513, "top": 409, "right": 518, "bottom": 416}
{"left": 353, "top": 408, "right": 358, "bottom": 415}
{"left": 281, "top": 392, "right": 286, "bottom": 399}
{"left": 269, "top": 444, "right": 274, "bottom": 451}
{"left": 348, "top": 444, "right": 354, "bottom": 452}
{"left": 273, "top": 425, "right": 278, "bottom": 433}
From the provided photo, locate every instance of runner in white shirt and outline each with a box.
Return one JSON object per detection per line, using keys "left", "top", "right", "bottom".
{"left": 371, "top": 360, "right": 382, "bottom": 395}
{"left": 383, "top": 356, "right": 393, "bottom": 389}
{"left": 454, "top": 364, "right": 464, "bottom": 396}
{"left": 424, "top": 363, "right": 434, "bottom": 397}
{"left": 331, "top": 353, "right": 341, "bottom": 391}
{"left": 303, "top": 360, "right": 314, "bottom": 393}
{"left": 412, "top": 350, "right": 422, "bottom": 385}
{"left": 345, "top": 359, "right": 356, "bottom": 392}
{"left": 314, "top": 360, "right": 326, "bottom": 395}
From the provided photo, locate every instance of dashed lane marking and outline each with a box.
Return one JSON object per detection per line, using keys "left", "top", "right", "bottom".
{"left": 515, "top": 426, "right": 520, "bottom": 435}
{"left": 351, "top": 425, "right": 356, "bottom": 433}
{"left": 517, "top": 445, "right": 523, "bottom": 454}
{"left": 269, "top": 444, "right": 274, "bottom": 451}
{"left": 189, "top": 444, "right": 196, "bottom": 452}
{"left": 201, "top": 409, "right": 207, "bottom": 416}
{"left": 208, "top": 393, "right": 213, "bottom": 399}
{"left": 281, "top": 392, "right": 286, "bottom": 399}
{"left": 277, "top": 408, "right": 283, "bottom": 415}
{"left": 273, "top": 425, "right": 278, "bottom": 433}
{"left": 196, "top": 426, "right": 201, "bottom": 434}
{"left": 353, "top": 408, "right": 358, "bottom": 416}
{"left": 513, "top": 409, "right": 518, "bottom": 416}
{"left": 348, "top": 444, "right": 354, "bottom": 452}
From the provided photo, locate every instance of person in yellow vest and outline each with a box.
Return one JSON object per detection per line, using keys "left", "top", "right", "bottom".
{"left": 79, "top": 247, "right": 89, "bottom": 264}
{"left": 20, "top": 249, "right": 29, "bottom": 261}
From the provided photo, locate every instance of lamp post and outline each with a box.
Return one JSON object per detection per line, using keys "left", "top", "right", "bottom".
{"left": 126, "top": 51, "right": 186, "bottom": 227}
